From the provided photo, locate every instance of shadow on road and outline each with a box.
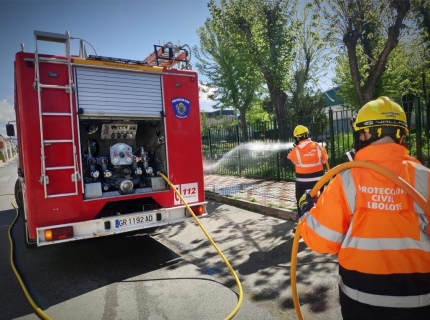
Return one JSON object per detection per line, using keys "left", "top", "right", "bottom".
{"left": 0, "top": 207, "right": 232, "bottom": 320}
{"left": 157, "top": 200, "right": 340, "bottom": 318}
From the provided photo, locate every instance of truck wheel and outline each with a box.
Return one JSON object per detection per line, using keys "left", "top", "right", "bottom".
{"left": 15, "top": 180, "right": 36, "bottom": 248}
{"left": 14, "top": 179, "right": 23, "bottom": 210}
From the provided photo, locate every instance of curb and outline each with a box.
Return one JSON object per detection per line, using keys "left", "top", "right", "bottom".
{"left": 205, "top": 191, "right": 298, "bottom": 221}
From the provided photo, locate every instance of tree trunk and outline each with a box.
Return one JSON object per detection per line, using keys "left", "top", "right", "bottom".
{"left": 273, "top": 90, "right": 288, "bottom": 142}
{"left": 240, "top": 109, "right": 249, "bottom": 142}
{"left": 343, "top": 0, "right": 411, "bottom": 107}
{"left": 360, "top": 89, "right": 374, "bottom": 108}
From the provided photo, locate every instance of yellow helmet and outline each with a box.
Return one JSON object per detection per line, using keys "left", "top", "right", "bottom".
{"left": 353, "top": 96, "right": 408, "bottom": 134}
{"left": 293, "top": 125, "right": 309, "bottom": 137}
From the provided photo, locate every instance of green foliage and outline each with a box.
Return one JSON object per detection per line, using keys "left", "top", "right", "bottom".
{"left": 194, "top": 18, "right": 262, "bottom": 111}
{"left": 325, "top": 132, "right": 355, "bottom": 164}
{"left": 407, "top": 133, "right": 429, "bottom": 161}
{"left": 210, "top": 0, "right": 299, "bottom": 91}
{"left": 246, "top": 103, "right": 271, "bottom": 126}
{"left": 411, "top": 0, "right": 430, "bottom": 47}
{"left": 194, "top": 14, "right": 262, "bottom": 141}
{"left": 208, "top": 0, "right": 300, "bottom": 141}
{"left": 333, "top": 53, "right": 362, "bottom": 110}
{"left": 335, "top": 37, "right": 430, "bottom": 110}
{"left": 286, "top": 93, "right": 329, "bottom": 136}
{"left": 291, "top": 1, "right": 332, "bottom": 94}
{"left": 200, "top": 112, "right": 210, "bottom": 133}
{"left": 314, "top": 0, "right": 411, "bottom": 106}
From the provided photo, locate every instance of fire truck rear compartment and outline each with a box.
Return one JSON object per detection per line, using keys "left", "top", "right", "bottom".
{"left": 79, "top": 117, "right": 168, "bottom": 200}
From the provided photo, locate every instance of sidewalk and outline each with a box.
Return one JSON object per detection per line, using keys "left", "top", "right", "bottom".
{"left": 204, "top": 174, "right": 298, "bottom": 220}
{"left": 0, "top": 157, "right": 15, "bottom": 168}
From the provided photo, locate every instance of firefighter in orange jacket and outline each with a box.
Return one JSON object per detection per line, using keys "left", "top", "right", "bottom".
{"left": 287, "top": 125, "right": 328, "bottom": 216}
{"left": 298, "top": 96, "right": 430, "bottom": 320}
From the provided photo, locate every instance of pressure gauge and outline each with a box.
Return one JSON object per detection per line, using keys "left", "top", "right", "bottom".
{"left": 113, "top": 158, "right": 119, "bottom": 164}
{"left": 119, "top": 144, "right": 125, "bottom": 150}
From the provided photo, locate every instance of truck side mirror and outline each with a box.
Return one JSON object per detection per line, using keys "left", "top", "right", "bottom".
{"left": 6, "top": 124, "right": 15, "bottom": 137}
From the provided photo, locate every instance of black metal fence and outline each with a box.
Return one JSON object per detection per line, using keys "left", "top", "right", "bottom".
{"left": 202, "top": 96, "right": 430, "bottom": 181}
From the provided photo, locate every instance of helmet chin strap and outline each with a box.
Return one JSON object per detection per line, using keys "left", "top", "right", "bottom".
{"left": 358, "top": 134, "right": 378, "bottom": 150}
{"left": 356, "top": 127, "right": 403, "bottom": 151}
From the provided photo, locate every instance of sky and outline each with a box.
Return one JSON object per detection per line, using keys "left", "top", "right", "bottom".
{"left": 0, "top": 0, "right": 334, "bottom": 138}
{"left": 0, "top": 0, "right": 217, "bottom": 137}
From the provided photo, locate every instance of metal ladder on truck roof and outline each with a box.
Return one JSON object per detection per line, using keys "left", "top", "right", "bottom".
{"left": 34, "top": 30, "right": 79, "bottom": 198}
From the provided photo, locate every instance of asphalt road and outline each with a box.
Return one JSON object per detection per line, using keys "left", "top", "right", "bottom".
{"left": 0, "top": 159, "right": 342, "bottom": 320}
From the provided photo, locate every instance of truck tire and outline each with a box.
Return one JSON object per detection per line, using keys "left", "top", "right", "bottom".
{"left": 14, "top": 179, "right": 23, "bottom": 210}
{"left": 15, "top": 179, "right": 36, "bottom": 248}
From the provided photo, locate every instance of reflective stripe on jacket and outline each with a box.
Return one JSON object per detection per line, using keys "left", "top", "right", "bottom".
{"left": 298, "top": 143, "right": 430, "bottom": 314}
{"left": 287, "top": 138, "right": 328, "bottom": 175}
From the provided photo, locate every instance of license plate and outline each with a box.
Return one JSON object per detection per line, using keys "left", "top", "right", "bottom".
{"left": 115, "top": 214, "right": 154, "bottom": 228}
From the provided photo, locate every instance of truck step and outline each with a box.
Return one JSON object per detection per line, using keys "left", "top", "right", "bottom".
{"left": 45, "top": 166, "right": 75, "bottom": 171}
{"left": 42, "top": 112, "right": 72, "bottom": 116}
{"left": 39, "top": 84, "right": 71, "bottom": 90}
{"left": 46, "top": 192, "right": 78, "bottom": 198}
{"left": 44, "top": 139, "right": 73, "bottom": 144}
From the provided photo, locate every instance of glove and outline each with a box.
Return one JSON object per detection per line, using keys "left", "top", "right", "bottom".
{"left": 298, "top": 190, "right": 319, "bottom": 218}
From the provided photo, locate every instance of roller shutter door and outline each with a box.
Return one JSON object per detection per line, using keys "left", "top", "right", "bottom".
{"left": 75, "top": 67, "right": 163, "bottom": 117}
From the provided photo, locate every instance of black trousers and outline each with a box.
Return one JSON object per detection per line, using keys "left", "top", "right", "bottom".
{"left": 339, "top": 287, "right": 430, "bottom": 320}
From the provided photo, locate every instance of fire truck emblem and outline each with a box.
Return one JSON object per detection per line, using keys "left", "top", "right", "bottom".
{"left": 172, "top": 97, "right": 190, "bottom": 119}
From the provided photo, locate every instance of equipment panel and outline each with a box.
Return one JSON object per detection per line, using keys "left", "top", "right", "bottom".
{"left": 110, "top": 143, "right": 133, "bottom": 166}
{"left": 101, "top": 123, "right": 137, "bottom": 140}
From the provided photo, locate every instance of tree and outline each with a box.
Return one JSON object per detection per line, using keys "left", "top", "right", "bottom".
{"left": 334, "top": 43, "right": 408, "bottom": 109}
{"left": 334, "top": 32, "right": 430, "bottom": 111}
{"left": 410, "top": 0, "right": 430, "bottom": 125}
{"left": 194, "top": 17, "right": 262, "bottom": 142}
{"left": 291, "top": 2, "right": 332, "bottom": 97}
{"left": 315, "top": 0, "right": 411, "bottom": 106}
{"left": 200, "top": 111, "right": 210, "bottom": 133}
{"left": 411, "top": 0, "right": 430, "bottom": 46}
{"left": 246, "top": 102, "right": 271, "bottom": 125}
{"left": 208, "top": 0, "right": 300, "bottom": 142}
{"left": 288, "top": 1, "right": 330, "bottom": 128}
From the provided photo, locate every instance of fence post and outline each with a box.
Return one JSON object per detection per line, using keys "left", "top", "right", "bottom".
{"left": 236, "top": 124, "right": 241, "bottom": 176}
{"left": 415, "top": 95, "right": 422, "bottom": 163}
{"left": 427, "top": 97, "right": 430, "bottom": 138}
{"left": 274, "top": 119, "right": 280, "bottom": 180}
{"left": 208, "top": 129, "right": 213, "bottom": 161}
{"left": 329, "top": 108, "right": 335, "bottom": 168}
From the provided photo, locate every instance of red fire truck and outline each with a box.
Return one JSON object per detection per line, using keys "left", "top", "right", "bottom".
{"left": 7, "top": 30, "right": 207, "bottom": 247}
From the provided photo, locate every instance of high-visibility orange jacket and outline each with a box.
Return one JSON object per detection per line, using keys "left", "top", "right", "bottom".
{"left": 287, "top": 139, "right": 328, "bottom": 187}
{"left": 287, "top": 138, "right": 328, "bottom": 174}
{"left": 299, "top": 143, "right": 430, "bottom": 319}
